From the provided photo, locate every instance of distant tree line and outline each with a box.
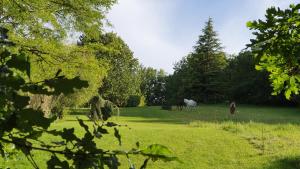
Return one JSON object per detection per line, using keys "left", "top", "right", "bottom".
{"left": 8, "top": 3, "right": 297, "bottom": 113}
{"left": 90, "top": 16, "right": 299, "bottom": 108}
{"left": 163, "top": 17, "right": 298, "bottom": 107}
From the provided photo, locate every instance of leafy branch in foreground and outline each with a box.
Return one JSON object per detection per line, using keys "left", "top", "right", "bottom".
{"left": 247, "top": 3, "right": 300, "bottom": 99}
{"left": 0, "top": 32, "right": 177, "bottom": 168}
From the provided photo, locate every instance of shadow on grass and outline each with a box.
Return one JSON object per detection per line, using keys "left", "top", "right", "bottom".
{"left": 118, "top": 106, "right": 300, "bottom": 125}
{"left": 126, "top": 119, "right": 187, "bottom": 125}
{"left": 266, "top": 157, "right": 300, "bottom": 169}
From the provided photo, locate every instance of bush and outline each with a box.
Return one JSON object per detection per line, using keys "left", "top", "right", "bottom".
{"left": 126, "top": 95, "right": 141, "bottom": 107}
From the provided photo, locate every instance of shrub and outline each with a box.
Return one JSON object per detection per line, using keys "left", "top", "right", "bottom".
{"left": 127, "top": 95, "right": 141, "bottom": 107}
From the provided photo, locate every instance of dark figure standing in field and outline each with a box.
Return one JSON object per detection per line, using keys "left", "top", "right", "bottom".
{"left": 176, "top": 99, "right": 185, "bottom": 111}
{"left": 230, "top": 101, "right": 236, "bottom": 115}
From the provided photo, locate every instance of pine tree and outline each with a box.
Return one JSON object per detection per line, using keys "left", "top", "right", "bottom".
{"left": 194, "top": 18, "right": 222, "bottom": 54}
{"left": 189, "top": 18, "right": 227, "bottom": 103}
{"left": 172, "top": 18, "right": 227, "bottom": 103}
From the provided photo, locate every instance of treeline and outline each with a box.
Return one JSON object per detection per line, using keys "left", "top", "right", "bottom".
{"left": 163, "top": 18, "right": 296, "bottom": 107}
{"left": 25, "top": 16, "right": 297, "bottom": 113}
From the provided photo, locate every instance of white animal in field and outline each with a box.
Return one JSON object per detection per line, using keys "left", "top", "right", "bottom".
{"left": 184, "top": 99, "right": 197, "bottom": 107}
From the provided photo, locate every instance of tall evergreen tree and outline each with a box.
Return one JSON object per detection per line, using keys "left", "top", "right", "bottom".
{"left": 174, "top": 18, "right": 227, "bottom": 103}
{"left": 190, "top": 18, "right": 226, "bottom": 102}
{"left": 194, "top": 18, "right": 222, "bottom": 54}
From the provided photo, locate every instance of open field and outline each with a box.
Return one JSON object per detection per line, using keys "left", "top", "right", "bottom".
{"left": 2, "top": 105, "right": 300, "bottom": 169}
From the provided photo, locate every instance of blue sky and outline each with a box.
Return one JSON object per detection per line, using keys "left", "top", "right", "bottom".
{"left": 107, "top": 0, "right": 299, "bottom": 73}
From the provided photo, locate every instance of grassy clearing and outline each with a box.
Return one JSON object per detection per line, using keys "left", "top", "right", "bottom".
{"left": 2, "top": 104, "right": 300, "bottom": 169}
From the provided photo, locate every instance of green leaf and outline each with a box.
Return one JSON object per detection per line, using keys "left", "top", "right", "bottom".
{"left": 285, "top": 89, "right": 292, "bottom": 100}
{"left": 255, "top": 65, "right": 262, "bottom": 71}
{"left": 78, "top": 118, "right": 89, "bottom": 132}
{"left": 114, "top": 127, "right": 121, "bottom": 146}
{"left": 106, "top": 122, "right": 118, "bottom": 127}
{"left": 44, "top": 76, "right": 88, "bottom": 95}
{"left": 11, "top": 137, "right": 32, "bottom": 155}
{"left": 16, "top": 108, "right": 55, "bottom": 131}
{"left": 97, "top": 127, "right": 108, "bottom": 134}
{"left": 6, "top": 53, "right": 30, "bottom": 76}
{"left": 61, "top": 128, "right": 79, "bottom": 142}
{"left": 21, "top": 84, "right": 51, "bottom": 95}
{"left": 94, "top": 126, "right": 109, "bottom": 138}
{"left": 47, "top": 155, "right": 70, "bottom": 169}
{"left": 12, "top": 93, "right": 30, "bottom": 109}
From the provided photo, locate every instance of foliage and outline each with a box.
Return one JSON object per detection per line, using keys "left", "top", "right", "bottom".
{"left": 247, "top": 4, "right": 300, "bottom": 100}
{"left": 80, "top": 33, "right": 142, "bottom": 107}
{"left": 140, "top": 67, "right": 167, "bottom": 106}
{"left": 29, "top": 45, "right": 109, "bottom": 114}
{"left": 2, "top": 0, "right": 116, "bottom": 41}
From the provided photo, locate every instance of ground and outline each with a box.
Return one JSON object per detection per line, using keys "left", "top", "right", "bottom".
{"left": 2, "top": 105, "right": 300, "bottom": 169}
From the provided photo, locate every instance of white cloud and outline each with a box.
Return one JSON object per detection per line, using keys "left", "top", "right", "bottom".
{"left": 107, "top": 0, "right": 188, "bottom": 73}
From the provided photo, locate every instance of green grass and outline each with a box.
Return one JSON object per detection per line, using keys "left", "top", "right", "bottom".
{"left": 2, "top": 104, "right": 300, "bottom": 169}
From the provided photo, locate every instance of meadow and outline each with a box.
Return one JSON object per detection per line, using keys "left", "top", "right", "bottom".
{"left": 2, "top": 104, "right": 300, "bottom": 169}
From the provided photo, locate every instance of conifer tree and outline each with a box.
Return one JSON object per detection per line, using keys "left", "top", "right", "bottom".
{"left": 190, "top": 18, "right": 227, "bottom": 102}
{"left": 171, "top": 18, "right": 227, "bottom": 103}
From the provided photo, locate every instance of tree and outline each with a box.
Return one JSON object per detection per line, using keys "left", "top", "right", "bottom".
{"left": 80, "top": 33, "right": 142, "bottom": 107}
{"left": 247, "top": 4, "right": 300, "bottom": 100}
{"left": 168, "top": 18, "right": 227, "bottom": 104}
{"left": 189, "top": 18, "right": 227, "bottom": 102}
{"left": 140, "top": 67, "right": 167, "bottom": 106}
{"left": 140, "top": 67, "right": 157, "bottom": 98}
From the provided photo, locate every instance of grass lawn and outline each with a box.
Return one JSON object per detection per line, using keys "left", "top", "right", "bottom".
{"left": 2, "top": 104, "right": 300, "bottom": 169}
